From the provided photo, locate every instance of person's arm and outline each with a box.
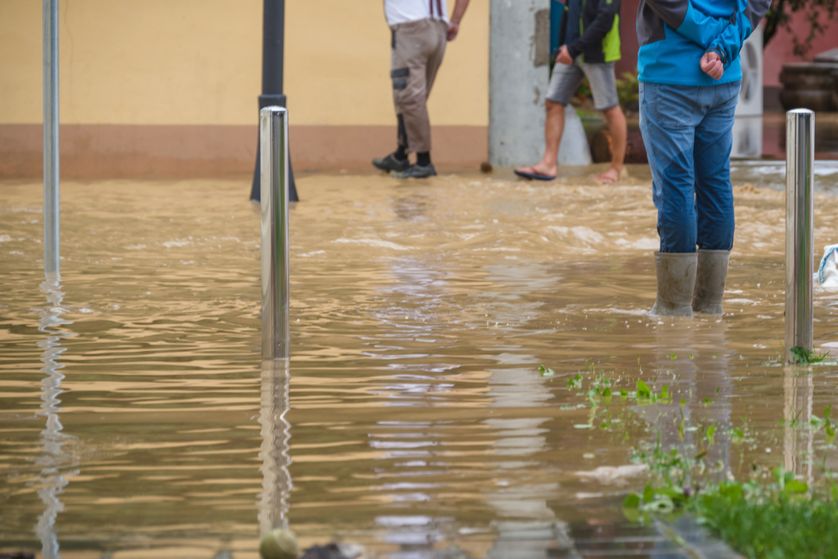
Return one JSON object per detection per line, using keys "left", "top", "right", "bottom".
{"left": 566, "top": 0, "right": 621, "bottom": 61}
{"left": 644, "top": 0, "right": 736, "bottom": 50}
{"left": 706, "top": 0, "right": 771, "bottom": 67}
{"left": 447, "top": 0, "right": 471, "bottom": 41}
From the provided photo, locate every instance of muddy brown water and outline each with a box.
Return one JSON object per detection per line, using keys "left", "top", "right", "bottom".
{"left": 1, "top": 163, "right": 837, "bottom": 558}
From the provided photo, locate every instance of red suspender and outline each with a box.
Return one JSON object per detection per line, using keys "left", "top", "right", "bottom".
{"left": 436, "top": 0, "right": 443, "bottom": 18}
{"left": 429, "top": 0, "right": 434, "bottom": 16}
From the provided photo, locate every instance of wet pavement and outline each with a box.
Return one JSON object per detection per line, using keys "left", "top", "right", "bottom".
{"left": 1, "top": 163, "right": 837, "bottom": 558}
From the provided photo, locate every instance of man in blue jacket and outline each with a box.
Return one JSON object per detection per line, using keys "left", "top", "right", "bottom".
{"left": 637, "top": 0, "right": 770, "bottom": 316}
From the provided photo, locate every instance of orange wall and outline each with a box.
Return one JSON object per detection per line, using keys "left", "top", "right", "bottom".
{"left": 0, "top": 0, "right": 489, "bottom": 126}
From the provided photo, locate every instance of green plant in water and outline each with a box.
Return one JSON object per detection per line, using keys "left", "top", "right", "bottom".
{"left": 810, "top": 406, "right": 837, "bottom": 445}
{"left": 549, "top": 361, "right": 838, "bottom": 558}
{"left": 624, "top": 464, "right": 838, "bottom": 558}
{"left": 789, "top": 346, "right": 830, "bottom": 365}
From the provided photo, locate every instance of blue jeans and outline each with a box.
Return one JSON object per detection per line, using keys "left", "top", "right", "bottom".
{"left": 639, "top": 81, "right": 741, "bottom": 253}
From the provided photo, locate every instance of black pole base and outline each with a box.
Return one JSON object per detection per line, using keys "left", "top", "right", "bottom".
{"left": 250, "top": 93, "right": 299, "bottom": 203}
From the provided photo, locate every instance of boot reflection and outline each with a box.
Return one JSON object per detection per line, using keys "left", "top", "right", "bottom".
{"left": 645, "top": 318, "right": 732, "bottom": 484}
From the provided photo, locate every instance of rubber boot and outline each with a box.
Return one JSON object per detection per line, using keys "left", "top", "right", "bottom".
{"left": 692, "top": 249, "right": 730, "bottom": 315}
{"left": 651, "top": 252, "right": 697, "bottom": 317}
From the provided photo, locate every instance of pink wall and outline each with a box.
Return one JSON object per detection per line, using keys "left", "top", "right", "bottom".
{"left": 763, "top": 10, "right": 838, "bottom": 87}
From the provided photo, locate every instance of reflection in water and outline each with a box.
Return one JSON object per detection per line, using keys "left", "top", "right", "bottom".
{"left": 783, "top": 367, "right": 814, "bottom": 485}
{"left": 484, "top": 346, "right": 567, "bottom": 558}
{"left": 36, "top": 278, "right": 75, "bottom": 559}
{"left": 647, "top": 319, "right": 732, "bottom": 481}
{"left": 392, "top": 192, "right": 431, "bottom": 222}
{"left": 259, "top": 359, "right": 293, "bottom": 534}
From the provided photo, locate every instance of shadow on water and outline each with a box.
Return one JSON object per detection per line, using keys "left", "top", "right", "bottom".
{"left": 0, "top": 164, "right": 836, "bottom": 557}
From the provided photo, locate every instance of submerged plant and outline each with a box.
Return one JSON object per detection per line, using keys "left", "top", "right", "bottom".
{"left": 624, "top": 468, "right": 838, "bottom": 559}
{"left": 548, "top": 360, "right": 838, "bottom": 558}
{"left": 789, "top": 346, "right": 831, "bottom": 365}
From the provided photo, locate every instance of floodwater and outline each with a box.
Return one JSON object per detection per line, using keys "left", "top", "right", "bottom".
{"left": 1, "top": 163, "right": 837, "bottom": 558}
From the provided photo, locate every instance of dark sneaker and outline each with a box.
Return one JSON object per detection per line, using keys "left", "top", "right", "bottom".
{"left": 395, "top": 164, "right": 437, "bottom": 179}
{"left": 372, "top": 152, "right": 409, "bottom": 173}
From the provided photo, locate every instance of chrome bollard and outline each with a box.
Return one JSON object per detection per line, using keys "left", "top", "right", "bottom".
{"left": 785, "top": 109, "right": 815, "bottom": 364}
{"left": 260, "top": 107, "right": 290, "bottom": 360}
{"left": 43, "top": 0, "right": 60, "bottom": 281}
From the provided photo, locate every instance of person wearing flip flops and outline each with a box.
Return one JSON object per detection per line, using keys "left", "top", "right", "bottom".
{"left": 515, "top": 0, "right": 627, "bottom": 184}
{"left": 372, "top": 0, "right": 471, "bottom": 179}
{"left": 637, "top": 0, "right": 770, "bottom": 316}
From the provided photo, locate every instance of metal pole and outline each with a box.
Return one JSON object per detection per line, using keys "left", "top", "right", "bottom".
{"left": 260, "top": 107, "right": 290, "bottom": 360}
{"left": 251, "top": 0, "right": 298, "bottom": 203}
{"left": 785, "top": 109, "right": 815, "bottom": 363}
{"left": 43, "top": 0, "right": 60, "bottom": 281}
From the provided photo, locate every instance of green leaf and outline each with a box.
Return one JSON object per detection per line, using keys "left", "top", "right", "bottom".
{"left": 705, "top": 424, "right": 717, "bottom": 446}
{"left": 718, "top": 483, "right": 744, "bottom": 501}
{"left": 623, "top": 492, "right": 641, "bottom": 510}
{"left": 783, "top": 479, "right": 809, "bottom": 496}
{"left": 636, "top": 380, "right": 652, "bottom": 400}
{"left": 622, "top": 492, "right": 642, "bottom": 522}
{"left": 538, "top": 364, "right": 556, "bottom": 378}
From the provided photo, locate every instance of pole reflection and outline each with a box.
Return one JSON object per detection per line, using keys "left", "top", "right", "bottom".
{"left": 259, "top": 358, "right": 293, "bottom": 534}
{"left": 783, "top": 366, "right": 814, "bottom": 486}
{"left": 36, "top": 277, "right": 75, "bottom": 559}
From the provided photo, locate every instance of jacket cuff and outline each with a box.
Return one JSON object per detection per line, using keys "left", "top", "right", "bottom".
{"left": 708, "top": 44, "right": 728, "bottom": 67}
{"left": 567, "top": 43, "right": 582, "bottom": 60}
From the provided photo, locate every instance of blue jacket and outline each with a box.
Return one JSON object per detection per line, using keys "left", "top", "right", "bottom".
{"left": 636, "top": 0, "right": 770, "bottom": 86}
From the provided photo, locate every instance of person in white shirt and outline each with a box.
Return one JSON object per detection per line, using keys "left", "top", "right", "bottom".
{"left": 373, "top": 0, "right": 471, "bottom": 178}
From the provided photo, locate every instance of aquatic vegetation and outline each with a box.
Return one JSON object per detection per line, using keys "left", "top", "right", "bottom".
{"left": 549, "top": 365, "right": 672, "bottom": 431}
{"left": 538, "top": 364, "right": 557, "bottom": 378}
{"left": 789, "top": 346, "right": 831, "bottom": 365}
{"left": 624, "top": 469, "right": 838, "bottom": 559}
{"left": 550, "top": 364, "right": 838, "bottom": 558}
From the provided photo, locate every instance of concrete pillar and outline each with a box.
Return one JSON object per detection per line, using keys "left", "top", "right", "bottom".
{"left": 489, "top": 0, "right": 591, "bottom": 168}
{"left": 732, "top": 26, "right": 763, "bottom": 158}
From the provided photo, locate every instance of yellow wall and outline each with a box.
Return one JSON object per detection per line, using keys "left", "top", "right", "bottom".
{"left": 0, "top": 0, "right": 488, "bottom": 127}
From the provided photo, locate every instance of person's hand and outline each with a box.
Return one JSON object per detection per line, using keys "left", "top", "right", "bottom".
{"left": 447, "top": 20, "right": 460, "bottom": 41}
{"left": 556, "top": 45, "right": 573, "bottom": 65}
{"left": 700, "top": 52, "right": 724, "bottom": 80}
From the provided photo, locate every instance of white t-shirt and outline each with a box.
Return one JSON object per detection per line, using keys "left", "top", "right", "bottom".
{"left": 384, "top": 0, "right": 449, "bottom": 26}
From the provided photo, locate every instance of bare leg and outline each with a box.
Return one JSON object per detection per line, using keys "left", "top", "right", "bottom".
{"left": 596, "top": 104, "right": 627, "bottom": 184}
{"left": 515, "top": 101, "right": 565, "bottom": 178}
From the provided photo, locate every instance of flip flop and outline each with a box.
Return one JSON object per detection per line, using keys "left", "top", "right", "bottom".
{"left": 514, "top": 168, "right": 556, "bottom": 181}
